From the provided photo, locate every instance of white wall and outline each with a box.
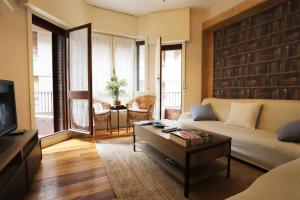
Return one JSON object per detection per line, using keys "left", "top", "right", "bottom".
{"left": 26, "top": 0, "right": 139, "bottom": 36}
{"left": 0, "top": 0, "right": 31, "bottom": 129}
{"left": 147, "top": 8, "right": 190, "bottom": 43}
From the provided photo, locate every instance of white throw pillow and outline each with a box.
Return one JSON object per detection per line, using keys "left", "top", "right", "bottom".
{"left": 93, "top": 103, "right": 103, "bottom": 112}
{"left": 225, "top": 102, "right": 262, "bottom": 129}
{"left": 132, "top": 101, "right": 139, "bottom": 110}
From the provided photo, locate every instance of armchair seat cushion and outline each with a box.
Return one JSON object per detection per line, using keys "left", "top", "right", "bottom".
{"left": 127, "top": 109, "right": 148, "bottom": 113}
{"left": 95, "top": 109, "right": 110, "bottom": 115}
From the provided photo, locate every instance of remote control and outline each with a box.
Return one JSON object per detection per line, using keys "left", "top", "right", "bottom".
{"left": 162, "top": 127, "right": 181, "bottom": 133}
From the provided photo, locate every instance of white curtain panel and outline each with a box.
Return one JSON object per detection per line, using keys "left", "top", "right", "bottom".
{"left": 69, "top": 28, "right": 88, "bottom": 91}
{"left": 92, "top": 33, "right": 113, "bottom": 103}
{"left": 92, "top": 33, "right": 135, "bottom": 105}
{"left": 113, "top": 36, "right": 135, "bottom": 104}
{"left": 69, "top": 28, "right": 89, "bottom": 129}
{"left": 71, "top": 99, "right": 89, "bottom": 129}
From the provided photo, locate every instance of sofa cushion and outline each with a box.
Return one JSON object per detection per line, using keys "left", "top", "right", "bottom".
{"left": 178, "top": 117, "right": 300, "bottom": 170}
{"left": 277, "top": 120, "right": 300, "bottom": 143}
{"left": 225, "top": 102, "right": 261, "bottom": 129}
{"left": 190, "top": 103, "right": 218, "bottom": 121}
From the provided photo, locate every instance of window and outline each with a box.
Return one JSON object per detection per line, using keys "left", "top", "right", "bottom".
{"left": 92, "top": 33, "right": 135, "bottom": 103}
{"left": 136, "top": 41, "right": 145, "bottom": 92}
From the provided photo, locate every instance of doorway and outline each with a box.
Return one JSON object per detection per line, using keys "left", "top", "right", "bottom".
{"left": 32, "top": 24, "right": 54, "bottom": 137}
{"left": 160, "top": 44, "right": 182, "bottom": 119}
{"left": 31, "top": 15, "right": 93, "bottom": 138}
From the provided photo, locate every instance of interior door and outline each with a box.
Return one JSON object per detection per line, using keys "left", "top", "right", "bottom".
{"left": 66, "top": 24, "right": 93, "bottom": 134}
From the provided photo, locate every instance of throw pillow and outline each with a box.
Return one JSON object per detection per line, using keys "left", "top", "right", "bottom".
{"left": 93, "top": 103, "right": 103, "bottom": 112}
{"left": 132, "top": 101, "right": 139, "bottom": 110}
{"left": 190, "top": 103, "right": 219, "bottom": 121}
{"left": 225, "top": 102, "right": 262, "bottom": 129}
{"left": 277, "top": 120, "right": 300, "bottom": 143}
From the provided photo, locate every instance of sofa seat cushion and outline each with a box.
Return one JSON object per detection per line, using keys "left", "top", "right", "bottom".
{"left": 227, "top": 157, "right": 300, "bottom": 200}
{"left": 179, "top": 119, "right": 300, "bottom": 170}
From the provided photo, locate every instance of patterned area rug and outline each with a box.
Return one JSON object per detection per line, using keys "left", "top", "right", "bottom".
{"left": 96, "top": 137, "right": 263, "bottom": 200}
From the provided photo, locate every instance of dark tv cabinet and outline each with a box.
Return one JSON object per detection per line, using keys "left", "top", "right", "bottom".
{"left": 0, "top": 130, "right": 42, "bottom": 200}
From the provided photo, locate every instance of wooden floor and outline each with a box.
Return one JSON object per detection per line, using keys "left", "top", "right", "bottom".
{"left": 24, "top": 129, "right": 132, "bottom": 200}
{"left": 25, "top": 128, "right": 263, "bottom": 200}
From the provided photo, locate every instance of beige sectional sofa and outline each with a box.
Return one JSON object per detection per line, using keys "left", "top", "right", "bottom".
{"left": 179, "top": 98, "right": 300, "bottom": 170}
{"left": 227, "top": 157, "right": 300, "bottom": 200}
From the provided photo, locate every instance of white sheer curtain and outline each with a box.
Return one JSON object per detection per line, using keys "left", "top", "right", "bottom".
{"left": 92, "top": 33, "right": 113, "bottom": 103}
{"left": 92, "top": 33, "right": 135, "bottom": 104}
{"left": 71, "top": 99, "right": 89, "bottom": 129}
{"left": 69, "top": 28, "right": 88, "bottom": 91}
{"left": 113, "top": 37, "right": 135, "bottom": 103}
{"left": 69, "top": 28, "right": 89, "bottom": 129}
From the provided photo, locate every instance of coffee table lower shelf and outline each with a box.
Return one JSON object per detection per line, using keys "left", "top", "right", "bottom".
{"left": 136, "top": 142, "right": 228, "bottom": 186}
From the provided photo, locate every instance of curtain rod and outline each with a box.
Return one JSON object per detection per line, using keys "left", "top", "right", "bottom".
{"left": 92, "top": 30, "right": 138, "bottom": 40}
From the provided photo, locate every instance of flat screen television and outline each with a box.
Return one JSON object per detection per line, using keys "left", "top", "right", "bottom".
{"left": 0, "top": 80, "right": 17, "bottom": 136}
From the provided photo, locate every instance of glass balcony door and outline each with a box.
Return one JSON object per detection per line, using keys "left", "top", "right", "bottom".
{"left": 161, "top": 44, "right": 182, "bottom": 119}
{"left": 67, "top": 24, "right": 93, "bottom": 134}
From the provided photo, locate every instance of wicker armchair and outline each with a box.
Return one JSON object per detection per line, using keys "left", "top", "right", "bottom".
{"left": 126, "top": 95, "right": 156, "bottom": 132}
{"left": 93, "top": 99, "right": 112, "bottom": 138}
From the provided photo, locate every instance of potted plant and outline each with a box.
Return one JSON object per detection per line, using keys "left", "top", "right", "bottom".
{"left": 105, "top": 74, "right": 127, "bottom": 106}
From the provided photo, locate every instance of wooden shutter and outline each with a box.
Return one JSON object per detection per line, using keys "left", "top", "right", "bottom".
{"left": 52, "top": 34, "right": 67, "bottom": 132}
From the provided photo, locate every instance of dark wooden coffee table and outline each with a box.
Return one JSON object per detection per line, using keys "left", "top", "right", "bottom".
{"left": 133, "top": 120, "right": 232, "bottom": 198}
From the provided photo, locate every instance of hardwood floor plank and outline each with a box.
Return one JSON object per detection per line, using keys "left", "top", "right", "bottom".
{"left": 72, "top": 189, "right": 116, "bottom": 200}
{"left": 25, "top": 135, "right": 117, "bottom": 200}
{"left": 28, "top": 167, "right": 107, "bottom": 193}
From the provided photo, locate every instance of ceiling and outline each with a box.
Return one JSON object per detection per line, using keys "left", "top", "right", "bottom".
{"left": 86, "top": 0, "right": 219, "bottom": 16}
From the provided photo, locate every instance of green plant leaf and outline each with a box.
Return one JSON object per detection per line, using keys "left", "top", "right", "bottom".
{"left": 105, "top": 74, "right": 128, "bottom": 100}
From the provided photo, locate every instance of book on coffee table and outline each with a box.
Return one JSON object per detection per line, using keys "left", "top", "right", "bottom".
{"left": 170, "top": 130, "right": 213, "bottom": 147}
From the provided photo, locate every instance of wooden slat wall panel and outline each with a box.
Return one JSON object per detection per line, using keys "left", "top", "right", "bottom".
{"left": 213, "top": 0, "right": 300, "bottom": 100}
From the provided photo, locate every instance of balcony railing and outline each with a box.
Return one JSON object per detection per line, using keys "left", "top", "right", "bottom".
{"left": 162, "top": 91, "right": 181, "bottom": 107}
{"left": 34, "top": 90, "right": 180, "bottom": 114}
{"left": 34, "top": 91, "right": 53, "bottom": 114}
